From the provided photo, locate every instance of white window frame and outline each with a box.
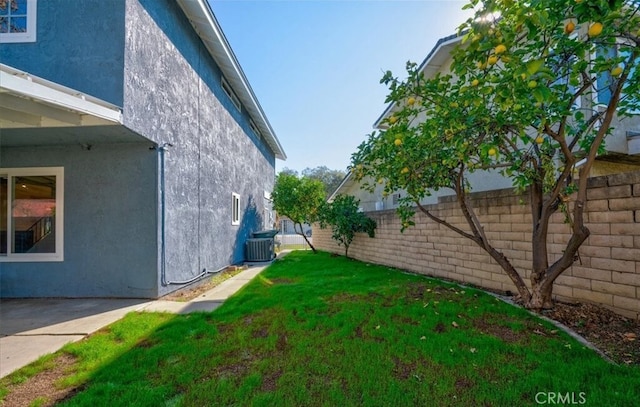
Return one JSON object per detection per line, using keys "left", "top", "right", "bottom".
{"left": 0, "top": 166, "right": 64, "bottom": 262}
{"left": 0, "top": 0, "right": 37, "bottom": 43}
{"left": 221, "top": 76, "right": 242, "bottom": 112}
{"left": 231, "top": 192, "right": 240, "bottom": 226}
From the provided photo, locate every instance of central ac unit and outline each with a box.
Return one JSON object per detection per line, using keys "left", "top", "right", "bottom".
{"left": 246, "top": 238, "right": 275, "bottom": 262}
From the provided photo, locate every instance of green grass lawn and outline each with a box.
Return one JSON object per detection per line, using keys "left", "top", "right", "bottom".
{"left": 3, "top": 251, "right": 639, "bottom": 406}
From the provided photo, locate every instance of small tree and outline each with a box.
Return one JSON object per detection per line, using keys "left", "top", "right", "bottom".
{"left": 319, "top": 195, "right": 376, "bottom": 258}
{"left": 352, "top": 0, "right": 640, "bottom": 309}
{"left": 272, "top": 172, "right": 326, "bottom": 253}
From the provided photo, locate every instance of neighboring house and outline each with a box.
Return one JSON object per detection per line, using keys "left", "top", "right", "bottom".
{"left": 278, "top": 217, "right": 312, "bottom": 236}
{"left": 331, "top": 29, "right": 640, "bottom": 209}
{"left": 0, "top": 0, "right": 286, "bottom": 298}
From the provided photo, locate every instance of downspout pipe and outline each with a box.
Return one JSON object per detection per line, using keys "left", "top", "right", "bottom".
{"left": 156, "top": 142, "right": 172, "bottom": 286}
{"left": 154, "top": 142, "right": 225, "bottom": 286}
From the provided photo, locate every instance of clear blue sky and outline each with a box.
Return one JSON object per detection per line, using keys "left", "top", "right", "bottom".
{"left": 210, "top": 0, "right": 474, "bottom": 174}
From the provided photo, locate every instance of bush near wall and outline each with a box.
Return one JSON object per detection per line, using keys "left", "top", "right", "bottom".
{"left": 314, "top": 170, "right": 640, "bottom": 319}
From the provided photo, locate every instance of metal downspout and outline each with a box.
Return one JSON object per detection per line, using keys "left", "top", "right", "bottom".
{"left": 156, "top": 142, "right": 224, "bottom": 286}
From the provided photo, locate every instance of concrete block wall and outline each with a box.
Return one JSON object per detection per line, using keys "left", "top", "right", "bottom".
{"left": 314, "top": 171, "right": 640, "bottom": 319}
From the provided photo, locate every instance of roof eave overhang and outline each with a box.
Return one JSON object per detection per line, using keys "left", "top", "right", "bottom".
{"left": 327, "top": 172, "right": 354, "bottom": 202}
{"left": 372, "top": 33, "right": 464, "bottom": 130}
{"left": 176, "top": 0, "right": 287, "bottom": 160}
{"left": 0, "top": 63, "right": 123, "bottom": 128}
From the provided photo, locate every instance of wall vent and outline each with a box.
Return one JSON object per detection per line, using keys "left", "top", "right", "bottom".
{"left": 246, "top": 238, "right": 274, "bottom": 262}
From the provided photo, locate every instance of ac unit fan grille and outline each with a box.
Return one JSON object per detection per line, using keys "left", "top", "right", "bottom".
{"left": 246, "top": 238, "right": 274, "bottom": 262}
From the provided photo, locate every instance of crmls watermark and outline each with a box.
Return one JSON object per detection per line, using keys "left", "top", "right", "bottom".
{"left": 535, "top": 392, "right": 587, "bottom": 405}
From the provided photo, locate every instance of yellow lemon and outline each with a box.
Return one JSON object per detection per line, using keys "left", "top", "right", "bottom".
{"left": 611, "top": 66, "right": 623, "bottom": 77}
{"left": 394, "top": 138, "right": 403, "bottom": 146}
{"left": 488, "top": 148, "right": 497, "bottom": 156}
{"left": 588, "top": 22, "right": 603, "bottom": 38}
{"left": 494, "top": 44, "right": 507, "bottom": 55}
{"left": 389, "top": 115, "right": 398, "bottom": 124}
{"left": 401, "top": 167, "right": 410, "bottom": 174}
{"left": 488, "top": 55, "right": 499, "bottom": 65}
{"left": 471, "top": 79, "right": 480, "bottom": 87}
{"left": 535, "top": 136, "right": 544, "bottom": 144}
{"left": 407, "top": 97, "right": 416, "bottom": 105}
{"left": 565, "top": 21, "right": 575, "bottom": 35}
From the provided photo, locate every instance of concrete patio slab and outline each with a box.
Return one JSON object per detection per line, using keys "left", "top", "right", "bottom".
{"left": 0, "top": 254, "right": 285, "bottom": 378}
{"left": 0, "top": 298, "right": 151, "bottom": 378}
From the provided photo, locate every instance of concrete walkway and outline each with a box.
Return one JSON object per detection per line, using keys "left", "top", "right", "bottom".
{"left": 0, "top": 260, "right": 274, "bottom": 378}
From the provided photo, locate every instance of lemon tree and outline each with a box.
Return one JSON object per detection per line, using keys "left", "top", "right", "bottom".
{"left": 272, "top": 172, "right": 326, "bottom": 253}
{"left": 318, "top": 195, "right": 376, "bottom": 258}
{"left": 352, "top": 0, "right": 640, "bottom": 309}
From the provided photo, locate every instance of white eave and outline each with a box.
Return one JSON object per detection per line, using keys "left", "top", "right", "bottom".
{"left": 176, "top": 0, "right": 287, "bottom": 160}
{"left": 372, "top": 33, "right": 463, "bottom": 130}
{"left": 327, "top": 171, "right": 354, "bottom": 202}
{"left": 0, "top": 63, "right": 122, "bottom": 128}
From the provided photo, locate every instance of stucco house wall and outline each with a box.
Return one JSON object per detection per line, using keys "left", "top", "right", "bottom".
{"left": 0, "top": 0, "right": 283, "bottom": 298}
{"left": 0, "top": 0, "right": 126, "bottom": 106}
{"left": 0, "top": 141, "right": 158, "bottom": 298}
{"left": 124, "top": 0, "right": 276, "bottom": 295}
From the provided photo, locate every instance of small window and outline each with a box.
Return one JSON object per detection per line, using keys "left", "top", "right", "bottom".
{"left": 392, "top": 193, "right": 401, "bottom": 206}
{"left": 231, "top": 193, "right": 240, "bottom": 225}
{"left": 249, "top": 119, "right": 261, "bottom": 138}
{"left": 1, "top": 167, "right": 64, "bottom": 262}
{"left": 0, "top": 0, "right": 37, "bottom": 43}
{"left": 221, "top": 77, "right": 241, "bottom": 111}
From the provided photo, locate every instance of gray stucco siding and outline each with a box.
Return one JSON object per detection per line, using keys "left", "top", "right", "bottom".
{"left": 123, "top": 0, "right": 277, "bottom": 296}
{"left": 0, "top": 142, "right": 158, "bottom": 298}
{"left": 0, "top": 0, "right": 126, "bottom": 106}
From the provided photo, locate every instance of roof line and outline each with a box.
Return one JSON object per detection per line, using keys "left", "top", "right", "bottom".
{"left": 177, "top": 0, "right": 286, "bottom": 160}
{"left": 327, "top": 171, "right": 353, "bottom": 202}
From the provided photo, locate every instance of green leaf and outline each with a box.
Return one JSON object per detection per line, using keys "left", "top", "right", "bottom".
{"left": 533, "top": 88, "right": 544, "bottom": 103}
{"left": 526, "top": 59, "right": 545, "bottom": 76}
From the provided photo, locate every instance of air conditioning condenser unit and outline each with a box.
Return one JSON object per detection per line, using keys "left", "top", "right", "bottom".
{"left": 246, "top": 238, "right": 275, "bottom": 262}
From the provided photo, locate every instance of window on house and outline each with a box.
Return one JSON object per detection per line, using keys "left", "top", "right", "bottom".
{"left": 595, "top": 44, "right": 639, "bottom": 113}
{"left": 392, "top": 193, "right": 401, "bottom": 206}
{"left": 231, "top": 192, "right": 240, "bottom": 225}
{"left": 263, "top": 191, "right": 273, "bottom": 229}
{"left": 221, "top": 77, "right": 242, "bottom": 111}
{"left": 0, "top": 167, "right": 64, "bottom": 262}
{"left": 249, "top": 119, "right": 261, "bottom": 138}
{"left": 0, "top": 0, "right": 37, "bottom": 43}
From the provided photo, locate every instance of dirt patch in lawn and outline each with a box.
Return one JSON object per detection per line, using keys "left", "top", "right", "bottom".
{"left": 260, "top": 368, "right": 283, "bottom": 392}
{"left": 472, "top": 318, "right": 525, "bottom": 343}
{"left": 162, "top": 266, "right": 247, "bottom": 302}
{"left": 2, "top": 353, "right": 80, "bottom": 407}
{"left": 391, "top": 356, "right": 417, "bottom": 380}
